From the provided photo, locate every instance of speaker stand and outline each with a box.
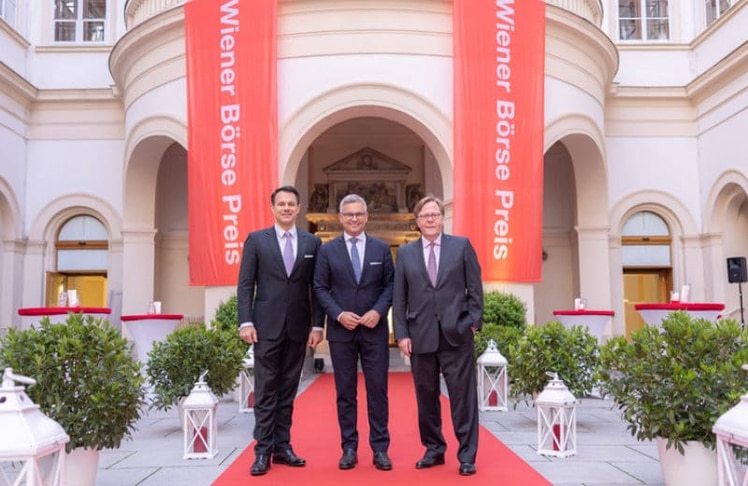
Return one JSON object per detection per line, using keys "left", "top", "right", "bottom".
{"left": 740, "top": 282, "right": 746, "bottom": 328}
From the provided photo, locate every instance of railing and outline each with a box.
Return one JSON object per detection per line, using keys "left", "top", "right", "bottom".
{"left": 124, "top": 0, "right": 603, "bottom": 31}
{"left": 124, "top": 0, "right": 185, "bottom": 30}
{"left": 544, "top": 0, "right": 603, "bottom": 27}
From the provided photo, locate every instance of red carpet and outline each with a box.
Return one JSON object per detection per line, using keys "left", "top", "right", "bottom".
{"left": 213, "top": 372, "right": 550, "bottom": 485}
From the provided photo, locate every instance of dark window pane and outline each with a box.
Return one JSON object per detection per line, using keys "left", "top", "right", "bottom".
{"left": 54, "top": 0, "right": 76, "bottom": 20}
{"left": 84, "top": 20, "right": 104, "bottom": 41}
{"left": 54, "top": 20, "right": 76, "bottom": 41}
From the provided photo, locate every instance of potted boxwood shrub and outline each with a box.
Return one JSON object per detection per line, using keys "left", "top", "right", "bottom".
{"left": 507, "top": 320, "right": 599, "bottom": 405}
{"left": 474, "top": 290, "right": 527, "bottom": 359}
{"left": 598, "top": 312, "right": 748, "bottom": 486}
{"left": 145, "top": 323, "right": 246, "bottom": 411}
{"left": 0, "top": 313, "right": 146, "bottom": 485}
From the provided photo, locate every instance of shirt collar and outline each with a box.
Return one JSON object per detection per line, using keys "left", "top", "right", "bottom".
{"left": 421, "top": 235, "right": 442, "bottom": 247}
{"left": 275, "top": 225, "right": 297, "bottom": 238}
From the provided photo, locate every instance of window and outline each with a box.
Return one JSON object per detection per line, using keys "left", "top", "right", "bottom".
{"left": 0, "top": 0, "right": 17, "bottom": 27}
{"left": 621, "top": 211, "right": 672, "bottom": 266}
{"left": 619, "top": 0, "right": 670, "bottom": 41}
{"left": 47, "top": 215, "right": 109, "bottom": 307}
{"left": 53, "top": 0, "right": 106, "bottom": 43}
{"left": 706, "top": 0, "right": 732, "bottom": 26}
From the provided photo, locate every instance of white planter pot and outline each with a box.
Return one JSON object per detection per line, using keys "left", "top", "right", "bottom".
{"left": 65, "top": 448, "right": 100, "bottom": 486}
{"left": 656, "top": 438, "right": 717, "bottom": 486}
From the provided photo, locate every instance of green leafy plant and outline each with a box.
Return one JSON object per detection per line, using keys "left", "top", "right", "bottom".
{"left": 599, "top": 312, "right": 748, "bottom": 453}
{"left": 482, "top": 290, "right": 527, "bottom": 329}
{"left": 211, "top": 295, "right": 238, "bottom": 332}
{"left": 475, "top": 291, "right": 527, "bottom": 359}
{"left": 0, "top": 314, "right": 146, "bottom": 452}
{"left": 146, "top": 323, "right": 246, "bottom": 411}
{"left": 508, "top": 321, "right": 599, "bottom": 405}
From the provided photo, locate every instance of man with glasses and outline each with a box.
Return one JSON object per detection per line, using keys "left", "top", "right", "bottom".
{"left": 393, "top": 195, "right": 483, "bottom": 476}
{"left": 314, "top": 194, "right": 395, "bottom": 471}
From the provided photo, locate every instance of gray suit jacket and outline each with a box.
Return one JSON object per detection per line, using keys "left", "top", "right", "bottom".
{"left": 392, "top": 234, "right": 483, "bottom": 353}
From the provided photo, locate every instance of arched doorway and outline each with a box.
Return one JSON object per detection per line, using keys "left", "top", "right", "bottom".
{"left": 621, "top": 210, "right": 673, "bottom": 337}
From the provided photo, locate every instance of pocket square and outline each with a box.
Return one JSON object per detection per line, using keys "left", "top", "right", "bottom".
{"left": 369, "top": 261, "right": 383, "bottom": 266}
{"left": 303, "top": 254, "right": 315, "bottom": 259}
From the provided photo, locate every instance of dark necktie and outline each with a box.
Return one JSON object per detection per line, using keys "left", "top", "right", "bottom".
{"left": 283, "top": 232, "right": 294, "bottom": 276}
{"left": 428, "top": 242, "right": 437, "bottom": 286}
{"left": 350, "top": 237, "right": 362, "bottom": 283}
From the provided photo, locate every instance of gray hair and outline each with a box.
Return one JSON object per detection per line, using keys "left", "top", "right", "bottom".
{"left": 338, "top": 193, "right": 368, "bottom": 213}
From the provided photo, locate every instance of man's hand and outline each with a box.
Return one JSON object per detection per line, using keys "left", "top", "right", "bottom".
{"left": 338, "top": 311, "right": 362, "bottom": 331}
{"left": 358, "top": 310, "right": 381, "bottom": 328}
{"left": 397, "top": 337, "right": 412, "bottom": 357}
{"left": 308, "top": 329, "right": 323, "bottom": 348}
{"left": 239, "top": 326, "right": 257, "bottom": 344}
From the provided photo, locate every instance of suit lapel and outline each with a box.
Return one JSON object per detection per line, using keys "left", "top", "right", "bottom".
{"left": 265, "top": 228, "right": 287, "bottom": 275}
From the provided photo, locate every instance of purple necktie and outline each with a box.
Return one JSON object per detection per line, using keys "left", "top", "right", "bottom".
{"left": 427, "top": 242, "right": 437, "bottom": 286}
{"left": 283, "top": 232, "right": 294, "bottom": 276}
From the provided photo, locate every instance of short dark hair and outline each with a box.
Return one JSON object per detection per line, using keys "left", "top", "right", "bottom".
{"left": 271, "top": 185, "right": 300, "bottom": 205}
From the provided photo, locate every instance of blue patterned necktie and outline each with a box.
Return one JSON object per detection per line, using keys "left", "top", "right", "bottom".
{"left": 350, "top": 237, "right": 362, "bottom": 283}
{"left": 283, "top": 232, "right": 294, "bottom": 276}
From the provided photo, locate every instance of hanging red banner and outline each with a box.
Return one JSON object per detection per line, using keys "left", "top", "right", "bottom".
{"left": 453, "top": 0, "right": 545, "bottom": 282}
{"left": 185, "top": 0, "right": 278, "bottom": 286}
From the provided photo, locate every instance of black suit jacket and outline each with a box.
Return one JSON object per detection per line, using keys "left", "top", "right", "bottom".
{"left": 237, "top": 226, "right": 323, "bottom": 342}
{"left": 393, "top": 234, "right": 483, "bottom": 353}
{"left": 314, "top": 234, "right": 394, "bottom": 342}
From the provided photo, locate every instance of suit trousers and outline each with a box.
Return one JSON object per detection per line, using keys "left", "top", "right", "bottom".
{"left": 329, "top": 336, "right": 390, "bottom": 452}
{"left": 410, "top": 333, "right": 478, "bottom": 463}
{"left": 252, "top": 328, "right": 307, "bottom": 455}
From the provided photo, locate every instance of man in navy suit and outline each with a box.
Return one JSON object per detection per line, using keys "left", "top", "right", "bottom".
{"left": 237, "top": 185, "right": 324, "bottom": 476}
{"left": 314, "top": 193, "right": 395, "bottom": 471}
{"left": 393, "top": 195, "right": 483, "bottom": 476}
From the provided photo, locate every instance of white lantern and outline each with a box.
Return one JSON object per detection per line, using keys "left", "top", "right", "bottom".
{"left": 182, "top": 372, "right": 219, "bottom": 460}
{"left": 476, "top": 339, "right": 508, "bottom": 411}
{"left": 713, "top": 367, "right": 748, "bottom": 486}
{"left": 0, "top": 368, "right": 70, "bottom": 485}
{"left": 536, "top": 372, "right": 577, "bottom": 458}
{"left": 238, "top": 345, "right": 255, "bottom": 413}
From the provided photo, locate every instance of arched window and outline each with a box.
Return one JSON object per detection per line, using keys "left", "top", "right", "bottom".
{"left": 46, "top": 215, "right": 109, "bottom": 306}
{"left": 621, "top": 210, "right": 672, "bottom": 266}
{"left": 621, "top": 210, "right": 673, "bottom": 337}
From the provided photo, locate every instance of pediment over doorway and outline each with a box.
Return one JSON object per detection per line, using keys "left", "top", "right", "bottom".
{"left": 306, "top": 146, "right": 422, "bottom": 246}
{"left": 323, "top": 146, "right": 412, "bottom": 174}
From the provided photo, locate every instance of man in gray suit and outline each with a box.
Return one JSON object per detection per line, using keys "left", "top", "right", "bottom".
{"left": 393, "top": 195, "right": 483, "bottom": 476}
{"left": 314, "top": 194, "right": 394, "bottom": 471}
{"left": 237, "top": 185, "right": 324, "bottom": 476}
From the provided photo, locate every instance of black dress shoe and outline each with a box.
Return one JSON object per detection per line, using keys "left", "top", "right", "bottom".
{"left": 415, "top": 453, "right": 445, "bottom": 469}
{"left": 250, "top": 454, "right": 270, "bottom": 476}
{"left": 272, "top": 448, "right": 306, "bottom": 467}
{"left": 373, "top": 451, "right": 392, "bottom": 471}
{"left": 338, "top": 449, "right": 358, "bottom": 470}
{"left": 459, "top": 462, "right": 476, "bottom": 476}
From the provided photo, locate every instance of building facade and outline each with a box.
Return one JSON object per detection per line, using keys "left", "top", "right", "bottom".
{"left": 1, "top": 0, "right": 747, "bottom": 339}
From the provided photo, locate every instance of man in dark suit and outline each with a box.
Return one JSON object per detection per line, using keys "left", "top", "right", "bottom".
{"left": 393, "top": 195, "right": 483, "bottom": 476}
{"left": 314, "top": 193, "right": 395, "bottom": 471}
{"left": 237, "top": 185, "right": 324, "bottom": 476}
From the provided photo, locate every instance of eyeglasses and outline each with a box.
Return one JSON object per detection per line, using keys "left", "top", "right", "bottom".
{"left": 341, "top": 212, "right": 367, "bottom": 220}
{"left": 416, "top": 213, "right": 443, "bottom": 221}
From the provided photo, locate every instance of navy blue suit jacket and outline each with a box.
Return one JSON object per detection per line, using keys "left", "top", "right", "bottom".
{"left": 314, "top": 234, "right": 394, "bottom": 342}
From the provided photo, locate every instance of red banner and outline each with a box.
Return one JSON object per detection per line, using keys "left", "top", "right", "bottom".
{"left": 453, "top": 0, "right": 545, "bottom": 282}
{"left": 185, "top": 0, "right": 278, "bottom": 286}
